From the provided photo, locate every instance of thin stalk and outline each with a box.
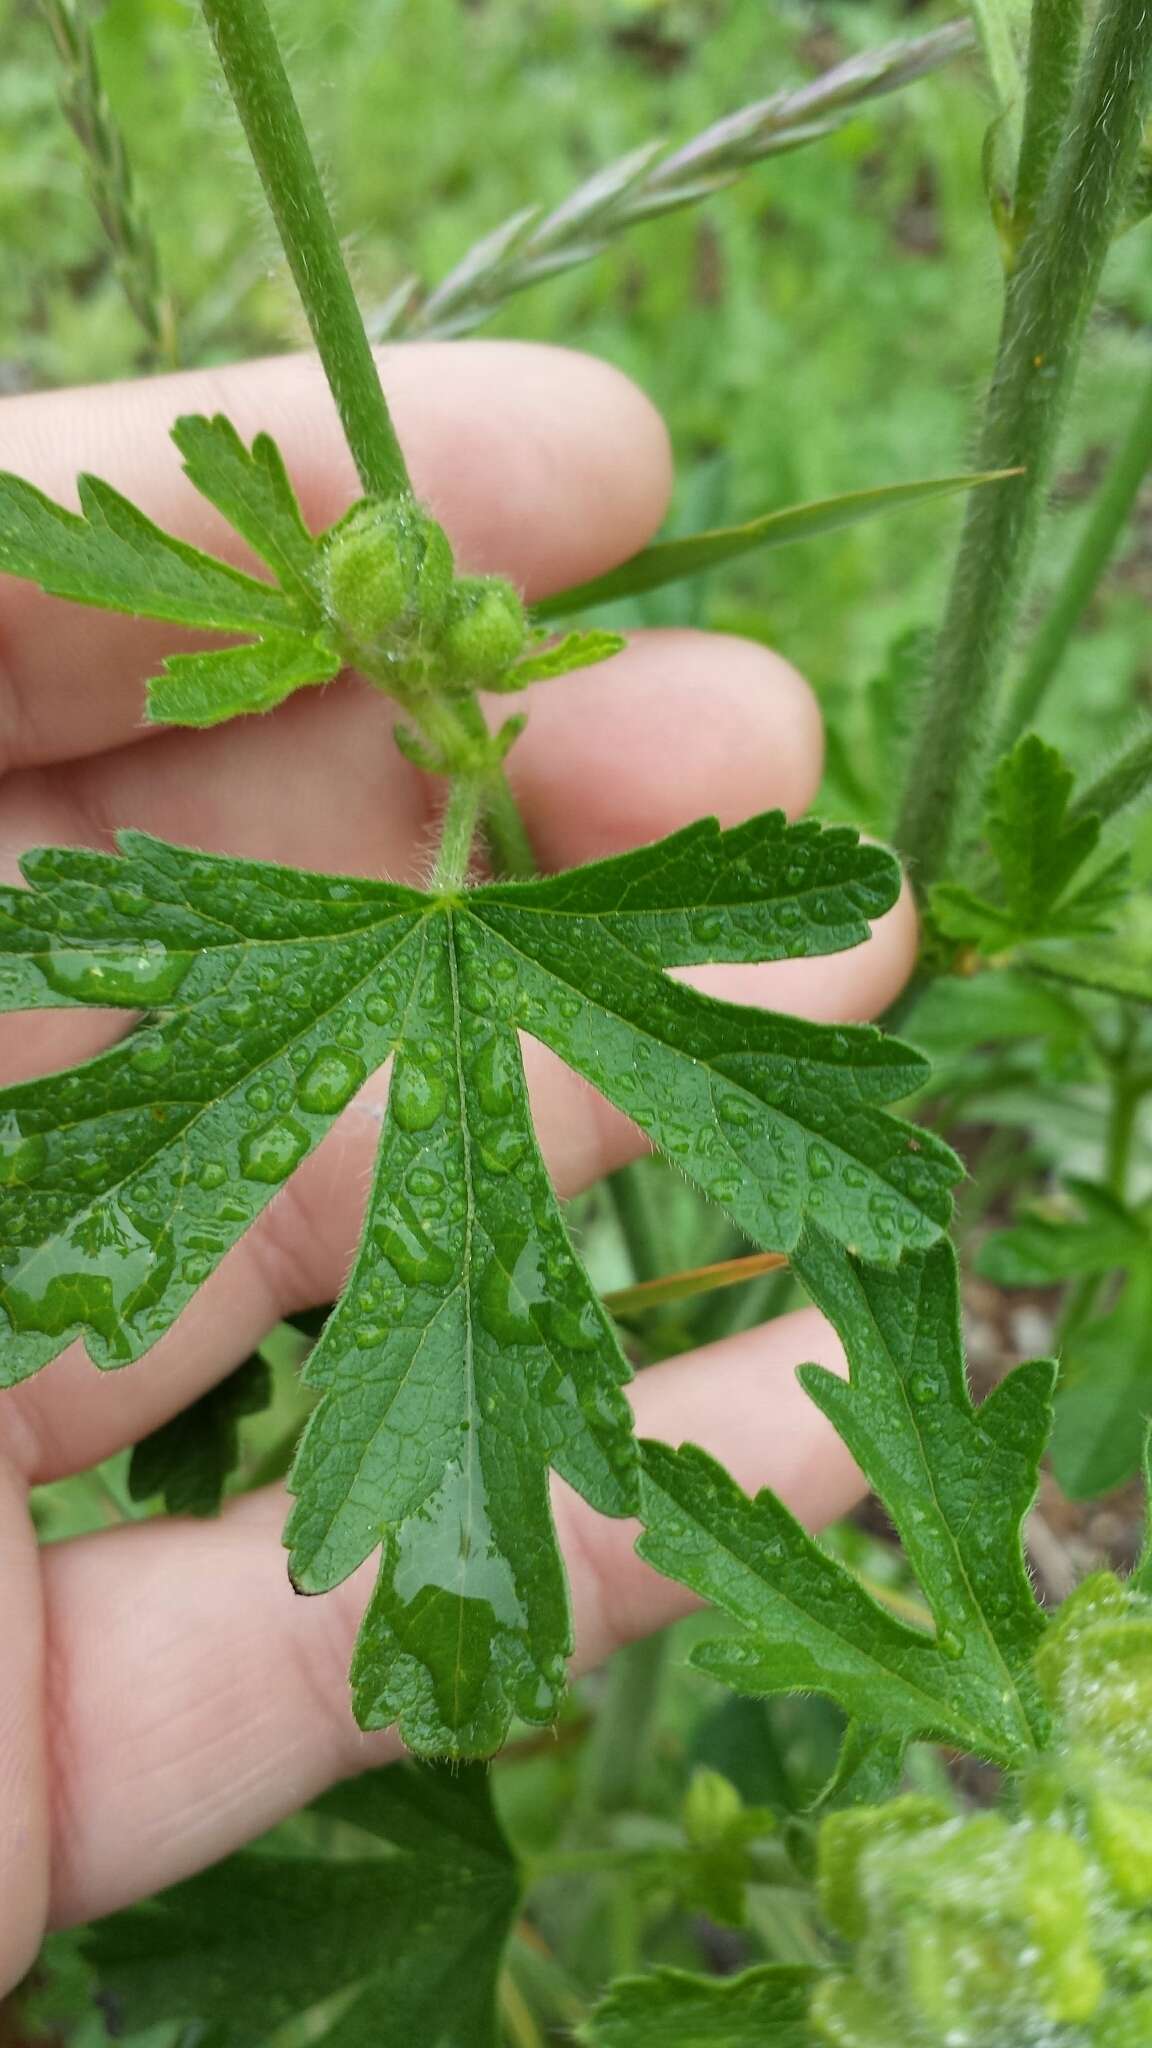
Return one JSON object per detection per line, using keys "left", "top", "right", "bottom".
{"left": 199, "top": 0, "right": 408, "bottom": 500}
{"left": 39, "top": 0, "right": 177, "bottom": 365}
{"left": 481, "top": 768, "right": 537, "bottom": 880}
{"left": 606, "top": 1247, "right": 789, "bottom": 1322}
{"left": 574, "top": 1633, "right": 670, "bottom": 1827}
{"left": 894, "top": 0, "right": 1152, "bottom": 888}
{"left": 431, "top": 776, "right": 485, "bottom": 892}
{"left": 1002, "top": 360, "right": 1152, "bottom": 742}
{"left": 1013, "top": 0, "right": 1084, "bottom": 236}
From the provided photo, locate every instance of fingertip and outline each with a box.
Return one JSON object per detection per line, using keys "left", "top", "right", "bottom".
{"left": 384, "top": 341, "right": 674, "bottom": 597}
{"left": 510, "top": 630, "right": 824, "bottom": 869}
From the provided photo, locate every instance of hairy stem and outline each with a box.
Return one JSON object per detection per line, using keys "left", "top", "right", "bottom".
{"left": 1013, "top": 0, "right": 1084, "bottom": 235}
{"left": 199, "top": 0, "right": 409, "bottom": 500}
{"left": 1002, "top": 359, "right": 1152, "bottom": 741}
{"left": 430, "top": 776, "right": 485, "bottom": 892}
{"left": 574, "top": 1634, "right": 671, "bottom": 1829}
{"left": 894, "top": 0, "right": 1152, "bottom": 888}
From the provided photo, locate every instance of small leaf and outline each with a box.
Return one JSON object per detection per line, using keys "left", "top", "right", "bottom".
{"left": 147, "top": 629, "right": 342, "bottom": 726}
{"left": 1026, "top": 891, "right": 1152, "bottom": 1003}
{"left": 0, "top": 421, "right": 348, "bottom": 733}
{"left": 638, "top": 1235, "right": 1052, "bottom": 1767}
{"left": 127, "top": 1353, "right": 272, "bottom": 1517}
{"left": 0, "top": 813, "right": 956, "bottom": 1753}
{"left": 85, "top": 1762, "right": 519, "bottom": 2048}
{"left": 0, "top": 467, "right": 299, "bottom": 631}
{"left": 583, "top": 1964, "right": 816, "bottom": 2046}
{"left": 502, "top": 627, "right": 625, "bottom": 687}
{"left": 534, "top": 472, "right": 1015, "bottom": 618}
{"left": 171, "top": 413, "right": 319, "bottom": 601}
{"left": 932, "top": 735, "right": 1114, "bottom": 952}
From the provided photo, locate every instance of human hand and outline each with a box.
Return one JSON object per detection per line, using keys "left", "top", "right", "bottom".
{"left": 0, "top": 341, "right": 917, "bottom": 1991}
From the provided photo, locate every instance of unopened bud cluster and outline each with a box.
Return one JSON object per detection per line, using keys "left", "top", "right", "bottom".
{"left": 811, "top": 1575, "right": 1152, "bottom": 2047}
{"left": 320, "top": 495, "right": 528, "bottom": 710}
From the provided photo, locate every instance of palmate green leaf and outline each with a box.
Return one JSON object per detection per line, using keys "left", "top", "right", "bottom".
{"left": 533, "top": 471, "right": 1014, "bottom": 619}
{"left": 639, "top": 1234, "right": 1053, "bottom": 1769}
{"left": 583, "top": 1965, "right": 816, "bottom": 2045}
{"left": 86, "top": 1762, "right": 519, "bottom": 2048}
{"left": 0, "top": 415, "right": 342, "bottom": 728}
{"left": 933, "top": 735, "right": 1118, "bottom": 951}
{"left": 0, "top": 812, "right": 959, "bottom": 1753}
{"left": 127, "top": 1352, "right": 272, "bottom": 1517}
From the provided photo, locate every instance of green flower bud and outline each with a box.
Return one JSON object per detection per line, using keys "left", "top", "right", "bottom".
{"left": 1094, "top": 1990, "right": 1152, "bottom": 2047}
{"left": 818, "top": 1795, "right": 953, "bottom": 1942}
{"left": 810, "top": 1975, "right": 893, "bottom": 2048}
{"left": 1034, "top": 1573, "right": 1152, "bottom": 1772}
{"left": 441, "top": 576, "right": 527, "bottom": 686}
{"left": 320, "top": 498, "right": 455, "bottom": 662}
{"left": 1090, "top": 1788, "right": 1152, "bottom": 1906}
{"left": 682, "top": 1766, "right": 745, "bottom": 1848}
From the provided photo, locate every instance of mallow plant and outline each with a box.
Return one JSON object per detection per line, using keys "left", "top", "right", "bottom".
{"left": 3, "top": 0, "right": 1152, "bottom": 2041}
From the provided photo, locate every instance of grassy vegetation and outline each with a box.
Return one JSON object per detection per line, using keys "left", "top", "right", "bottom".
{"left": 3, "top": 0, "right": 1148, "bottom": 789}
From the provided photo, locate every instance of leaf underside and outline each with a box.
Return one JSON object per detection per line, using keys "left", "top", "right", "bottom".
{"left": 86, "top": 1762, "right": 519, "bottom": 2048}
{"left": 639, "top": 1233, "right": 1053, "bottom": 1769}
{"left": 0, "top": 813, "right": 959, "bottom": 1754}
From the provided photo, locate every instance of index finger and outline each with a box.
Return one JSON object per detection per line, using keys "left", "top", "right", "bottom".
{"left": 0, "top": 341, "right": 672, "bottom": 774}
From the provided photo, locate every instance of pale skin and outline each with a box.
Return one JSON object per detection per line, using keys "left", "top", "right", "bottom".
{"left": 0, "top": 341, "right": 918, "bottom": 1992}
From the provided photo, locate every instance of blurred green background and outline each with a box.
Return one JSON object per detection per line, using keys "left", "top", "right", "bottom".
{"left": 1, "top": 0, "right": 1149, "bottom": 790}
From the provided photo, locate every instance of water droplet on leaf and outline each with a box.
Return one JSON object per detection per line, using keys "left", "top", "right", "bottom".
{"left": 239, "top": 1118, "right": 309, "bottom": 1183}
{"left": 297, "top": 1047, "right": 366, "bottom": 1115}
{"left": 40, "top": 941, "right": 190, "bottom": 1006}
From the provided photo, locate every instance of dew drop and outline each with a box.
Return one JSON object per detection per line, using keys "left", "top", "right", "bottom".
{"left": 472, "top": 1033, "right": 515, "bottom": 1119}
{"left": 375, "top": 1202, "right": 454, "bottom": 1287}
{"left": 0, "top": 1199, "right": 172, "bottom": 1358}
{"left": 355, "top": 1322, "right": 391, "bottom": 1350}
{"left": 909, "top": 1372, "right": 935, "bottom": 1406}
{"left": 297, "top": 1046, "right": 367, "bottom": 1115}
{"left": 390, "top": 1058, "right": 447, "bottom": 1132}
{"left": 693, "top": 912, "right": 725, "bottom": 946}
{"left": 109, "top": 884, "right": 146, "bottom": 917}
{"left": 407, "top": 1167, "right": 444, "bottom": 1198}
{"left": 477, "top": 1127, "right": 528, "bottom": 1176}
{"left": 239, "top": 1118, "right": 309, "bottom": 1183}
{"left": 129, "top": 1030, "right": 172, "bottom": 1075}
{"left": 937, "top": 1629, "right": 965, "bottom": 1661}
{"left": 807, "top": 1143, "right": 834, "bottom": 1181}
{"left": 548, "top": 1297, "right": 600, "bottom": 1352}
{"left": 718, "top": 1095, "right": 755, "bottom": 1130}
{"left": 40, "top": 941, "right": 190, "bottom": 1006}
{"left": 246, "top": 1083, "right": 274, "bottom": 1113}
{"left": 0, "top": 1115, "right": 46, "bottom": 1186}
{"left": 476, "top": 1236, "right": 546, "bottom": 1346}
{"left": 557, "top": 996, "right": 581, "bottom": 1021}
{"left": 198, "top": 1161, "right": 227, "bottom": 1191}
